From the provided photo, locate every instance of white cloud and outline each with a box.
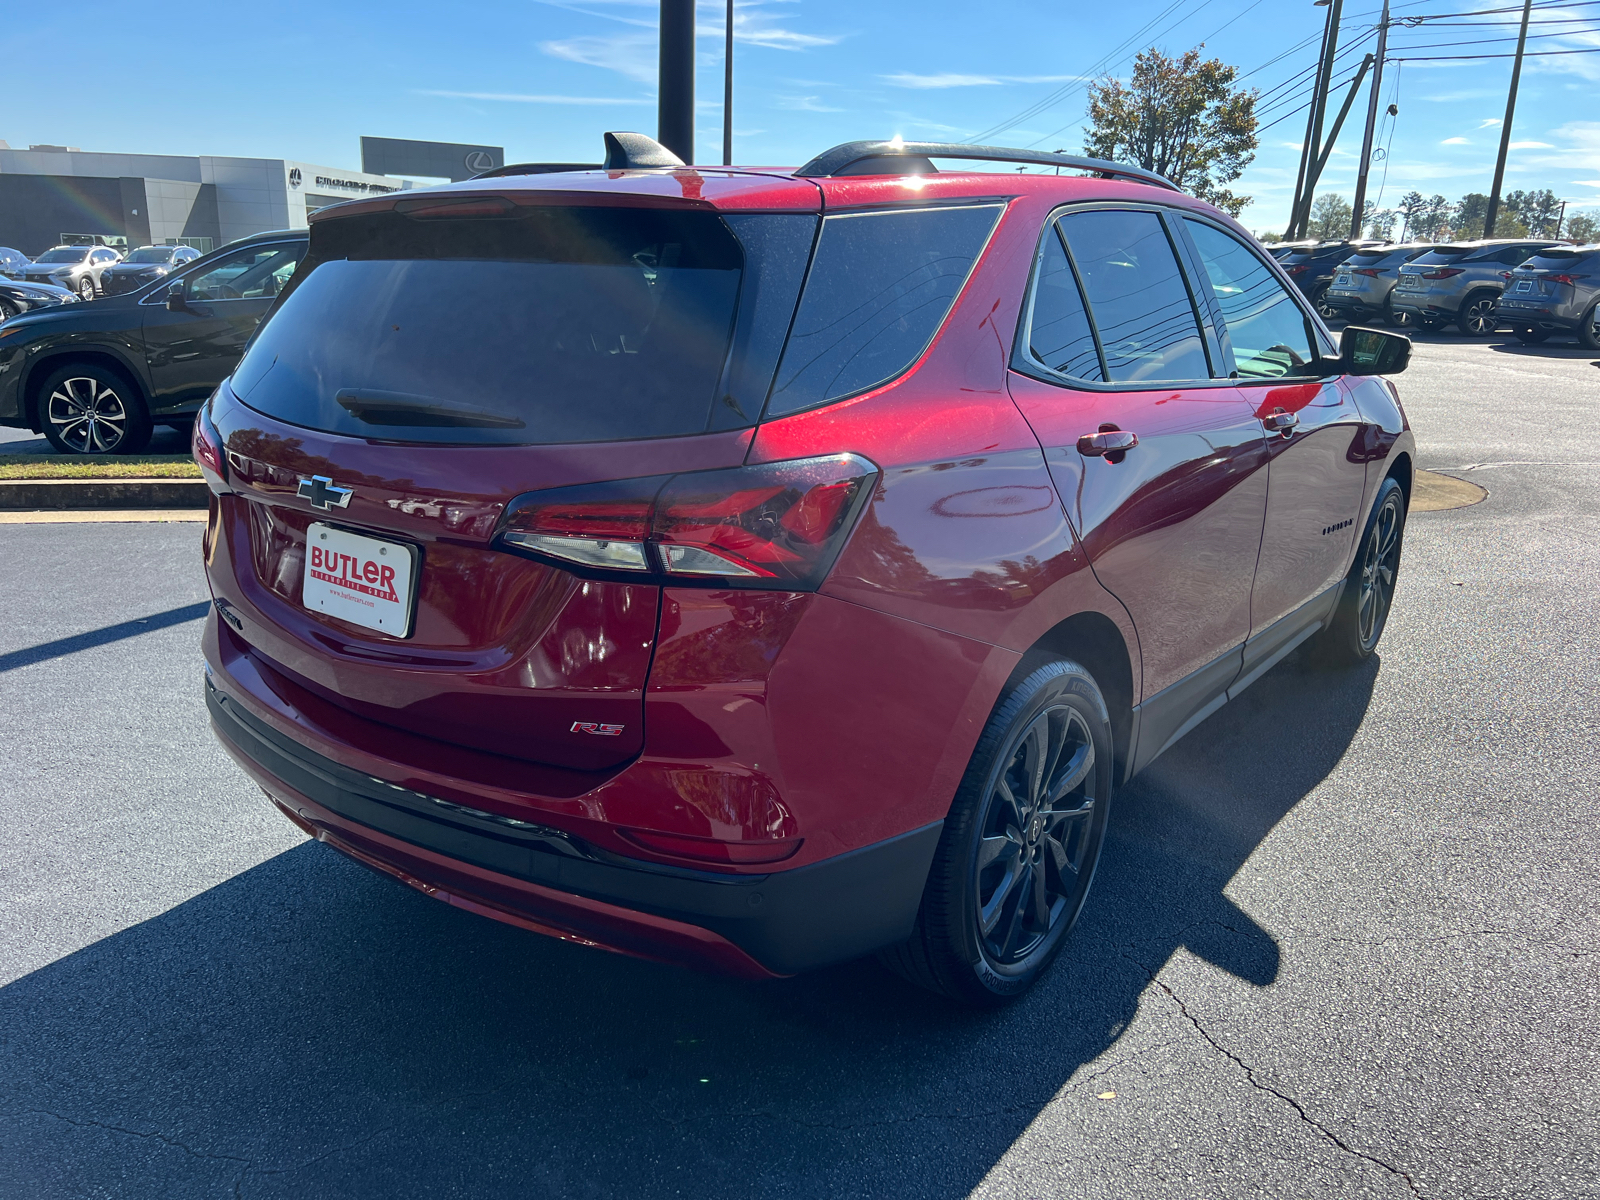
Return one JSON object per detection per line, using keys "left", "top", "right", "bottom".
{"left": 1478, "top": 118, "right": 1503, "bottom": 129}
{"left": 1508, "top": 141, "right": 1554, "bottom": 150}
{"left": 1441, "top": 137, "right": 1471, "bottom": 145}
{"left": 418, "top": 89, "right": 650, "bottom": 105}
{"left": 777, "top": 94, "right": 843, "bottom": 112}
{"left": 542, "top": 33, "right": 659, "bottom": 82}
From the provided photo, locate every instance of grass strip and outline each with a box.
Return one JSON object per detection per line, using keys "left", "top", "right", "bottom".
{"left": 0, "top": 456, "right": 201, "bottom": 480}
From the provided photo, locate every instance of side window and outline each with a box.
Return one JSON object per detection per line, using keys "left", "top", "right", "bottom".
{"left": 185, "top": 244, "right": 305, "bottom": 302}
{"left": 1025, "top": 226, "right": 1103, "bottom": 381}
{"left": 1058, "top": 209, "right": 1211, "bottom": 383}
{"left": 1184, "top": 219, "right": 1316, "bottom": 380}
{"left": 766, "top": 203, "right": 1003, "bottom": 417}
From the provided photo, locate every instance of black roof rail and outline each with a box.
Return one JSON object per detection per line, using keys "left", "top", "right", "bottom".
{"left": 794, "top": 140, "right": 1180, "bottom": 192}
{"left": 471, "top": 162, "right": 600, "bottom": 179}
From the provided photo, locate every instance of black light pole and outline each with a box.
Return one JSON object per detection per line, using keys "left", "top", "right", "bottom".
{"left": 1287, "top": 0, "right": 1335, "bottom": 239}
{"left": 659, "top": 0, "right": 695, "bottom": 163}
{"left": 1484, "top": 0, "right": 1533, "bottom": 237}
{"left": 723, "top": 0, "right": 734, "bottom": 166}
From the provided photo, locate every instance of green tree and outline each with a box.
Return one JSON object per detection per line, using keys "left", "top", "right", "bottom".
{"left": 1365, "top": 208, "right": 1398, "bottom": 240}
{"left": 1454, "top": 193, "right": 1490, "bottom": 238}
{"left": 1258, "top": 230, "right": 1285, "bottom": 243}
{"left": 1418, "top": 195, "right": 1452, "bottom": 240}
{"left": 1565, "top": 211, "right": 1600, "bottom": 242}
{"left": 1309, "top": 193, "right": 1353, "bottom": 240}
{"left": 1398, "top": 192, "right": 1427, "bottom": 240}
{"left": 1084, "top": 45, "right": 1259, "bottom": 216}
{"left": 1506, "top": 189, "right": 1562, "bottom": 237}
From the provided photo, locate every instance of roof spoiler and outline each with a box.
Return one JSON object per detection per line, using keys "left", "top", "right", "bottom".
{"left": 794, "top": 140, "right": 1179, "bottom": 191}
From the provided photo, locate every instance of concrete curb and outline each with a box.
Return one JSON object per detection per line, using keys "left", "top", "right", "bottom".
{"left": 0, "top": 478, "right": 208, "bottom": 510}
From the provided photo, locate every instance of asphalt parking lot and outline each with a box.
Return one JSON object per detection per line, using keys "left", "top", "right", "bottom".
{"left": 2, "top": 331, "right": 1596, "bottom": 1199}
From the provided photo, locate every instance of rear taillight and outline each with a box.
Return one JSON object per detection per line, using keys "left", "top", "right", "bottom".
{"left": 1287, "top": 264, "right": 1309, "bottom": 275}
{"left": 1549, "top": 273, "right": 1589, "bottom": 285}
{"left": 1351, "top": 267, "right": 1381, "bottom": 277}
{"left": 498, "top": 453, "right": 879, "bottom": 591}
{"left": 193, "top": 398, "right": 227, "bottom": 493}
{"left": 1421, "top": 267, "right": 1465, "bottom": 279}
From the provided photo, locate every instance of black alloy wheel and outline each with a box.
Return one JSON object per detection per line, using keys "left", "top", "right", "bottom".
{"left": 1514, "top": 326, "right": 1550, "bottom": 345}
{"left": 880, "top": 660, "right": 1113, "bottom": 1006}
{"left": 1315, "top": 476, "right": 1407, "bottom": 666}
{"left": 0, "top": 297, "right": 17, "bottom": 321}
{"left": 38, "top": 363, "right": 153, "bottom": 455}
{"left": 1580, "top": 299, "right": 1600, "bottom": 352}
{"left": 1312, "top": 285, "right": 1340, "bottom": 322}
{"left": 77, "top": 275, "right": 96, "bottom": 302}
{"left": 1457, "top": 291, "right": 1500, "bottom": 337}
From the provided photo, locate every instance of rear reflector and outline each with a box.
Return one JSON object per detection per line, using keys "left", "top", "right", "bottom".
{"left": 498, "top": 453, "right": 877, "bottom": 590}
{"left": 619, "top": 828, "right": 804, "bottom": 865}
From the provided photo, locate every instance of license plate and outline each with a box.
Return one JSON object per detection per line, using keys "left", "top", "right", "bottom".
{"left": 1514, "top": 279, "right": 1532, "bottom": 293}
{"left": 302, "top": 522, "right": 418, "bottom": 637}
{"left": 1335, "top": 273, "right": 1352, "bottom": 286}
{"left": 1398, "top": 275, "right": 1421, "bottom": 290}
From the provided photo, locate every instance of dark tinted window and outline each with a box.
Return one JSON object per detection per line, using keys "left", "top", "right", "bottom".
{"left": 37, "top": 248, "right": 89, "bottom": 263}
{"left": 765, "top": 203, "right": 1002, "bottom": 417}
{"left": 1026, "top": 227, "right": 1102, "bottom": 381}
{"left": 232, "top": 206, "right": 748, "bottom": 445}
{"left": 1059, "top": 209, "right": 1211, "bottom": 383}
{"left": 715, "top": 213, "right": 816, "bottom": 428}
{"left": 1186, "top": 219, "right": 1315, "bottom": 379}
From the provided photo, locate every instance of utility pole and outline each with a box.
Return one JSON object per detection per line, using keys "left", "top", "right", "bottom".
{"left": 1287, "top": 0, "right": 1337, "bottom": 239}
{"left": 1484, "top": 0, "right": 1532, "bottom": 237}
{"left": 1555, "top": 199, "right": 1568, "bottom": 239}
{"left": 723, "top": 0, "right": 734, "bottom": 165}
{"left": 1296, "top": 0, "right": 1345, "bottom": 238}
{"left": 1350, "top": 0, "right": 1389, "bottom": 239}
{"left": 658, "top": 0, "right": 695, "bottom": 163}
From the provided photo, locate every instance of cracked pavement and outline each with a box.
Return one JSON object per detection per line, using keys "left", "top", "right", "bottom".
{"left": 2, "top": 332, "right": 1597, "bottom": 1198}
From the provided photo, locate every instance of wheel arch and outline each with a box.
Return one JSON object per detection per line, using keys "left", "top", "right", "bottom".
{"left": 1386, "top": 449, "right": 1413, "bottom": 508}
{"left": 23, "top": 349, "right": 148, "bottom": 432}
{"left": 1005, "top": 611, "right": 1135, "bottom": 782}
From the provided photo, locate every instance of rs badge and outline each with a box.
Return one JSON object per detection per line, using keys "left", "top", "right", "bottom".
{"left": 570, "top": 721, "right": 625, "bottom": 737}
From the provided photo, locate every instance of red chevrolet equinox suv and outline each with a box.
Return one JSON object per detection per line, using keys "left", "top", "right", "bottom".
{"left": 198, "top": 134, "right": 1415, "bottom": 1005}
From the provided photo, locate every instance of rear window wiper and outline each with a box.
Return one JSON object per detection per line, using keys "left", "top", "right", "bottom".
{"left": 335, "top": 389, "right": 526, "bottom": 429}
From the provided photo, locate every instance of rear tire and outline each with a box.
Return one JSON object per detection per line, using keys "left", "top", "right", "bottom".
{"left": 1383, "top": 298, "right": 1417, "bottom": 329}
{"left": 1313, "top": 477, "right": 1407, "bottom": 667}
{"left": 879, "top": 660, "right": 1113, "bottom": 1006}
{"left": 1311, "top": 285, "right": 1340, "bottom": 322}
{"left": 37, "top": 362, "right": 152, "bottom": 455}
{"left": 1579, "top": 299, "right": 1600, "bottom": 352}
{"left": 1456, "top": 291, "right": 1500, "bottom": 337}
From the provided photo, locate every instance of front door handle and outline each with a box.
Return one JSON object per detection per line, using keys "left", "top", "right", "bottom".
{"left": 1262, "top": 407, "right": 1299, "bottom": 434}
{"left": 1077, "top": 427, "right": 1139, "bottom": 458}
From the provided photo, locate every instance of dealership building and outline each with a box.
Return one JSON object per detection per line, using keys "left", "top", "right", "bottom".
{"left": 0, "top": 138, "right": 505, "bottom": 256}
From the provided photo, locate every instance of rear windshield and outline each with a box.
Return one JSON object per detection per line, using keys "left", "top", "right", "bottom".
{"left": 125, "top": 247, "right": 175, "bottom": 263}
{"left": 1413, "top": 246, "right": 1471, "bottom": 262}
{"left": 36, "top": 248, "right": 89, "bottom": 263}
{"left": 1521, "top": 249, "right": 1596, "bottom": 268}
{"left": 231, "top": 203, "right": 813, "bottom": 445}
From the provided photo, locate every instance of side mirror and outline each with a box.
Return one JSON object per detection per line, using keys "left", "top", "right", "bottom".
{"left": 165, "top": 282, "right": 188, "bottom": 312}
{"left": 1339, "top": 325, "right": 1410, "bottom": 376}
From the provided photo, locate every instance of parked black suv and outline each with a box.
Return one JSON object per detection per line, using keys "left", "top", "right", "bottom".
{"left": 0, "top": 230, "right": 306, "bottom": 453}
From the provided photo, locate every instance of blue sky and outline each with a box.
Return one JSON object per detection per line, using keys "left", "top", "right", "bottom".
{"left": 6, "top": 0, "right": 1598, "bottom": 233}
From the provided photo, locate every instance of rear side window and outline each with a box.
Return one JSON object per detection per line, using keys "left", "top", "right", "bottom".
{"left": 1058, "top": 209, "right": 1211, "bottom": 383}
{"left": 1185, "top": 220, "right": 1316, "bottom": 380}
{"left": 231, "top": 205, "right": 753, "bottom": 445}
{"left": 1026, "top": 228, "right": 1103, "bottom": 381}
{"left": 764, "top": 203, "right": 1002, "bottom": 417}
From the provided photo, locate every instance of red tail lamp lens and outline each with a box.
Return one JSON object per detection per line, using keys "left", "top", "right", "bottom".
{"left": 1352, "top": 267, "right": 1381, "bottom": 277}
{"left": 1549, "top": 273, "right": 1589, "bottom": 285}
{"left": 497, "top": 454, "right": 877, "bottom": 590}
{"left": 652, "top": 454, "right": 877, "bottom": 585}
{"left": 193, "top": 400, "right": 227, "bottom": 492}
{"left": 1421, "top": 267, "right": 1464, "bottom": 279}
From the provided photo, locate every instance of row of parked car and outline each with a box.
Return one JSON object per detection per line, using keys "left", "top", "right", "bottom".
{"left": 1268, "top": 237, "right": 1600, "bottom": 349}
{"left": 0, "top": 242, "right": 202, "bottom": 320}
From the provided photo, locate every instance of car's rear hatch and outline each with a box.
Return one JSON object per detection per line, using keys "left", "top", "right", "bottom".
{"left": 205, "top": 176, "right": 820, "bottom": 773}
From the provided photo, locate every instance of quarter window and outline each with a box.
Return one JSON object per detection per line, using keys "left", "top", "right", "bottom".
{"left": 766, "top": 203, "right": 1003, "bottom": 417}
{"left": 1057, "top": 209, "right": 1211, "bottom": 383}
{"left": 1184, "top": 219, "right": 1316, "bottom": 380}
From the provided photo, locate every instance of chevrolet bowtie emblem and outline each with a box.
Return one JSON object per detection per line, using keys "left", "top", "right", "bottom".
{"left": 297, "top": 475, "right": 353, "bottom": 510}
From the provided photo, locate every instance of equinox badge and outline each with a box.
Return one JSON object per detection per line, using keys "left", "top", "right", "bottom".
{"left": 297, "top": 475, "right": 353, "bottom": 510}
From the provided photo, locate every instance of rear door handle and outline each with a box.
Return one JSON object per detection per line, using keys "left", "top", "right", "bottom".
{"left": 1262, "top": 407, "right": 1299, "bottom": 434}
{"left": 1077, "top": 428, "right": 1139, "bottom": 458}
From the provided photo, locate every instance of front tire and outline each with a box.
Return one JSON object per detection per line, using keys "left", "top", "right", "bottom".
{"left": 1314, "top": 477, "right": 1407, "bottom": 666}
{"left": 77, "top": 275, "right": 96, "bottom": 302}
{"left": 880, "top": 661, "right": 1113, "bottom": 1006}
{"left": 0, "top": 297, "right": 17, "bottom": 322}
{"left": 1457, "top": 291, "right": 1500, "bottom": 337}
{"left": 38, "top": 363, "right": 153, "bottom": 454}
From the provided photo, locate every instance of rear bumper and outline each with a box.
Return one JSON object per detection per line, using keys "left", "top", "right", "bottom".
{"left": 206, "top": 674, "right": 942, "bottom": 978}
{"left": 1493, "top": 297, "right": 1585, "bottom": 330}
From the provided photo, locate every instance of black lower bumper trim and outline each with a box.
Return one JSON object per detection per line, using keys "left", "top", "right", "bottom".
{"left": 206, "top": 676, "right": 942, "bottom": 974}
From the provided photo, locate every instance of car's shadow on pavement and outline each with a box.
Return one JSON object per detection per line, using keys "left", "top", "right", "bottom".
{"left": 0, "top": 650, "right": 1379, "bottom": 1199}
